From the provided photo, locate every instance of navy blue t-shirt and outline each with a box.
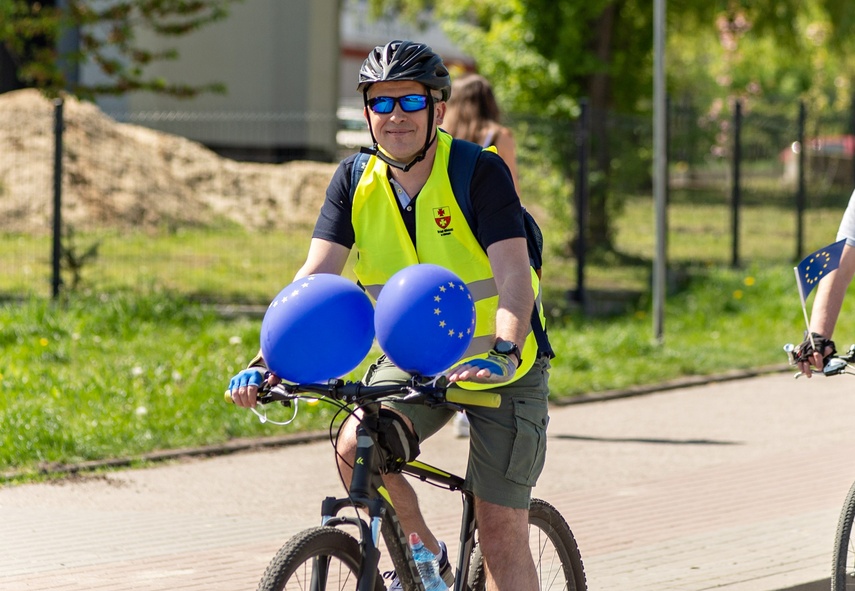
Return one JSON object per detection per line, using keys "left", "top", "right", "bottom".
{"left": 312, "top": 150, "right": 525, "bottom": 251}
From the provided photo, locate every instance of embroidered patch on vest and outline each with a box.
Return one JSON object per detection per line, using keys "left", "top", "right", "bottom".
{"left": 434, "top": 206, "right": 453, "bottom": 236}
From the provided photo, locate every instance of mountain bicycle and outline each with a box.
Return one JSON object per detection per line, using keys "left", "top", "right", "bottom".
{"left": 785, "top": 342, "right": 855, "bottom": 591}
{"left": 228, "top": 374, "right": 586, "bottom": 591}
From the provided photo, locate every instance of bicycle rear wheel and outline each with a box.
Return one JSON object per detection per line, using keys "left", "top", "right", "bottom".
{"left": 469, "top": 498, "right": 586, "bottom": 591}
{"left": 257, "top": 526, "right": 384, "bottom": 591}
{"left": 832, "top": 480, "right": 855, "bottom": 591}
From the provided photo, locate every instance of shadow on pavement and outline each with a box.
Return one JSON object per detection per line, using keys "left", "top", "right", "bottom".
{"left": 552, "top": 433, "right": 742, "bottom": 446}
{"left": 779, "top": 579, "right": 829, "bottom": 591}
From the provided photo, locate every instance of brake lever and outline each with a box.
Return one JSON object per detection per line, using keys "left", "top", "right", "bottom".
{"left": 823, "top": 357, "right": 850, "bottom": 376}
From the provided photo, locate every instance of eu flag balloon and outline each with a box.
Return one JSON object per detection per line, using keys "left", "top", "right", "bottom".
{"left": 261, "top": 274, "right": 374, "bottom": 383}
{"left": 375, "top": 264, "right": 476, "bottom": 376}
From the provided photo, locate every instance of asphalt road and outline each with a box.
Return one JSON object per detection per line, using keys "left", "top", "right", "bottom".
{"left": 2, "top": 369, "right": 854, "bottom": 591}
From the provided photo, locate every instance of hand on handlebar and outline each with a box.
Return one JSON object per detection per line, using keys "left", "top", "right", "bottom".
{"left": 445, "top": 350, "right": 517, "bottom": 385}
{"left": 792, "top": 333, "right": 837, "bottom": 378}
{"left": 227, "top": 368, "right": 280, "bottom": 408}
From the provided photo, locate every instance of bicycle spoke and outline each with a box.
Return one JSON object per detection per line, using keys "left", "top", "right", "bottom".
{"left": 289, "top": 554, "right": 353, "bottom": 590}
{"left": 529, "top": 522, "right": 568, "bottom": 591}
{"left": 848, "top": 534, "right": 855, "bottom": 591}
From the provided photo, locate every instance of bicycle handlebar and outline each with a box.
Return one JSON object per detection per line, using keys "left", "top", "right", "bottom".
{"left": 224, "top": 375, "right": 503, "bottom": 409}
{"left": 783, "top": 343, "right": 855, "bottom": 377}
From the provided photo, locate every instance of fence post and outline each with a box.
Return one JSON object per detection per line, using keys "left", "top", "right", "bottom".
{"left": 795, "top": 100, "right": 806, "bottom": 261}
{"left": 52, "top": 98, "right": 63, "bottom": 299}
{"left": 730, "top": 99, "right": 741, "bottom": 268}
{"left": 574, "top": 98, "right": 589, "bottom": 311}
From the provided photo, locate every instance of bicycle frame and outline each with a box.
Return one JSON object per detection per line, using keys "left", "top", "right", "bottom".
{"left": 395, "top": 461, "right": 478, "bottom": 591}
{"left": 237, "top": 378, "right": 585, "bottom": 591}
{"left": 318, "top": 402, "right": 477, "bottom": 591}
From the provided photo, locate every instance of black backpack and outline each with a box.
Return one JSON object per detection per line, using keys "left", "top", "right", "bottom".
{"left": 349, "top": 138, "right": 554, "bottom": 358}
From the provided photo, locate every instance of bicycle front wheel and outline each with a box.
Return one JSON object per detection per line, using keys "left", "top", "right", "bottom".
{"left": 469, "top": 498, "right": 587, "bottom": 591}
{"left": 832, "top": 481, "right": 855, "bottom": 591}
{"left": 257, "top": 526, "right": 384, "bottom": 591}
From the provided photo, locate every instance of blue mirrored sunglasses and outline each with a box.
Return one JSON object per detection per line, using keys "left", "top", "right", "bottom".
{"left": 367, "top": 94, "right": 429, "bottom": 114}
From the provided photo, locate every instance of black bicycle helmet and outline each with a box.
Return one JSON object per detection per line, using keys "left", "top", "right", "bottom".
{"left": 357, "top": 40, "right": 451, "bottom": 101}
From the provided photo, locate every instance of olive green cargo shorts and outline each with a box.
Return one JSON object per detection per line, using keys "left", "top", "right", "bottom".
{"left": 363, "top": 355, "right": 550, "bottom": 509}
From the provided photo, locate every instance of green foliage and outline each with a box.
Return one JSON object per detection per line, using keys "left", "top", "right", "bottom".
{"left": 0, "top": 0, "right": 240, "bottom": 99}
{"left": 369, "top": 0, "right": 855, "bottom": 254}
{"left": 431, "top": 0, "right": 573, "bottom": 118}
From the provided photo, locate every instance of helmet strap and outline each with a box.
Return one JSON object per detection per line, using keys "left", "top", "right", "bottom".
{"left": 360, "top": 93, "right": 437, "bottom": 173}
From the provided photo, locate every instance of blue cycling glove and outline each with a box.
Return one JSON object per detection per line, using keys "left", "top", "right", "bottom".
{"left": 228, "top": 368, "right": 264, "bottom": 392}
{"left": 448, "top": 350, "right": 517, "bottom": 384}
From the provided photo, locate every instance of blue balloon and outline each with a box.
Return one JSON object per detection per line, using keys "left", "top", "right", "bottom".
{"left": 260, "top": 274, "right": 375, "bottom": 383}
{"left": 375, "top": 264, "right": 476, "bottom": 376}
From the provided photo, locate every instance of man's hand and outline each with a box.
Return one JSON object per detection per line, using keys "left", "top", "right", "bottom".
{"left": 227, "top": 368, "right": 280, "bottom": 408}
{"left": 446, "top": 350, "right": 517, "bottom": 385}
{"left": 794, "top": 333, "right": 836, "bottom": 378}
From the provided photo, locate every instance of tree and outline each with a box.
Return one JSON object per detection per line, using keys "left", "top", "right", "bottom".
{"left": 368, "top": 0, "right": 854, "bottom": 254}
{"left": 0, "top": 0, "right": 241, "bottom": 99}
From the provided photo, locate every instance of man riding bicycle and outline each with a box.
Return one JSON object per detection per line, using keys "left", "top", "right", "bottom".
{"left": 227, "top": 40, "right": 552, "bottom": 591}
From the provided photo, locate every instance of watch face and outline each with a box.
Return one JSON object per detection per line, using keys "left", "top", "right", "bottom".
{"left": 496, "top": 340, "right": 517, "bottom": 355}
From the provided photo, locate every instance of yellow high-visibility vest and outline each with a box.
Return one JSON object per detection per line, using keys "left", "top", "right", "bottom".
{"left": 351, "top": 131, "right": 545, "bottom": 388}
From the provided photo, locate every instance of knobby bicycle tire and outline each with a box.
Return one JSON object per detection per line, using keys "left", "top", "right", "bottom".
{"left": 832, "top": 480, "right": 855, "bottom": 591}
{"left": 381, "top": 506, "right": 422, "bottom": 591}
{"left": 257, "top": 526, "right": 384, "bottom": 591}
{"left": 469, "top": 498, "right": 587, "bottom": 591}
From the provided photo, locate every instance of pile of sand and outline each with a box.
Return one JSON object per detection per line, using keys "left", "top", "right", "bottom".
{"left": 0, "top": 89, "right": 338, "bottom": 233}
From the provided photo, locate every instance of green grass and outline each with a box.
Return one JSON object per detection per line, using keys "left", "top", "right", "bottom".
{"left": 4, "top": 187, "right": 855, "bottom": 479}
{"left": 3, "top": 260, "right": 851, "bottom": 478}
{"left": 0, "top": 291, "right": 350, "bottom": 476}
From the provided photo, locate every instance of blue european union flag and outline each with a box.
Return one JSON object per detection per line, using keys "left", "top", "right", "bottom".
{"left": 794, "top": 238, "right": 846, "bottom": 302}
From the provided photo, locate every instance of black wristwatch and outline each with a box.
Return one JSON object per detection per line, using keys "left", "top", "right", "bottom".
{"left": 494, "top": 339, "right": 522, "bottom": 368}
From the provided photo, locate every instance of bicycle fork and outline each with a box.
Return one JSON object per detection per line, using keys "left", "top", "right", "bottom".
{"left": 318, "top": 420, "right": 388, "bottom": 591}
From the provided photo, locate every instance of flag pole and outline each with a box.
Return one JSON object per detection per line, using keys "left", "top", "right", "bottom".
{"left": 793, "top": 266, "right": 816, "bottom": 350}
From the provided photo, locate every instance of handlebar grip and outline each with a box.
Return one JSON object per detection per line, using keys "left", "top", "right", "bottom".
{"left": 224, "top": 390, "right": 234, "bottom": 404}
{"left": 446, "top": 389, "right": 501, "bottom": 408}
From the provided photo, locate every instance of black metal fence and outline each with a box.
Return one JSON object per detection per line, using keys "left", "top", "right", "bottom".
{"left": 2, "top": 90, "right": 854, "bottom": 302}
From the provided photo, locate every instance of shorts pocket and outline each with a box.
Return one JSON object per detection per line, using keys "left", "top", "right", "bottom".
{"left": 505, "top": 397, "right": 549, "bottom": 486}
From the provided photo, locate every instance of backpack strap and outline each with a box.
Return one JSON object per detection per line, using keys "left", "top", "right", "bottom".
{"left": 447, "top": 138, "right": 482, "bottom": 230}
{"left": 531, "top": 307, "right": 554, "bottom": 359}
{"left": 348, "top": 152, "right": 371, "bottom": 202}
{"left": 449, "top": 139, "right": 543, "bottom": 271}
{"left": 448, "top": 139, "right": 554, "bottom": 359}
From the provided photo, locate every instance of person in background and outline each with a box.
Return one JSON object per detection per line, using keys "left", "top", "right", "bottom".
{"left": 793, "top": 189, "right": 855, "bottom": 376}
{"left": 443, "top": 72, "right": 521, "bottom": 194}
{"left": 443, "top": 72, "right": 521, "bottom": 437}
